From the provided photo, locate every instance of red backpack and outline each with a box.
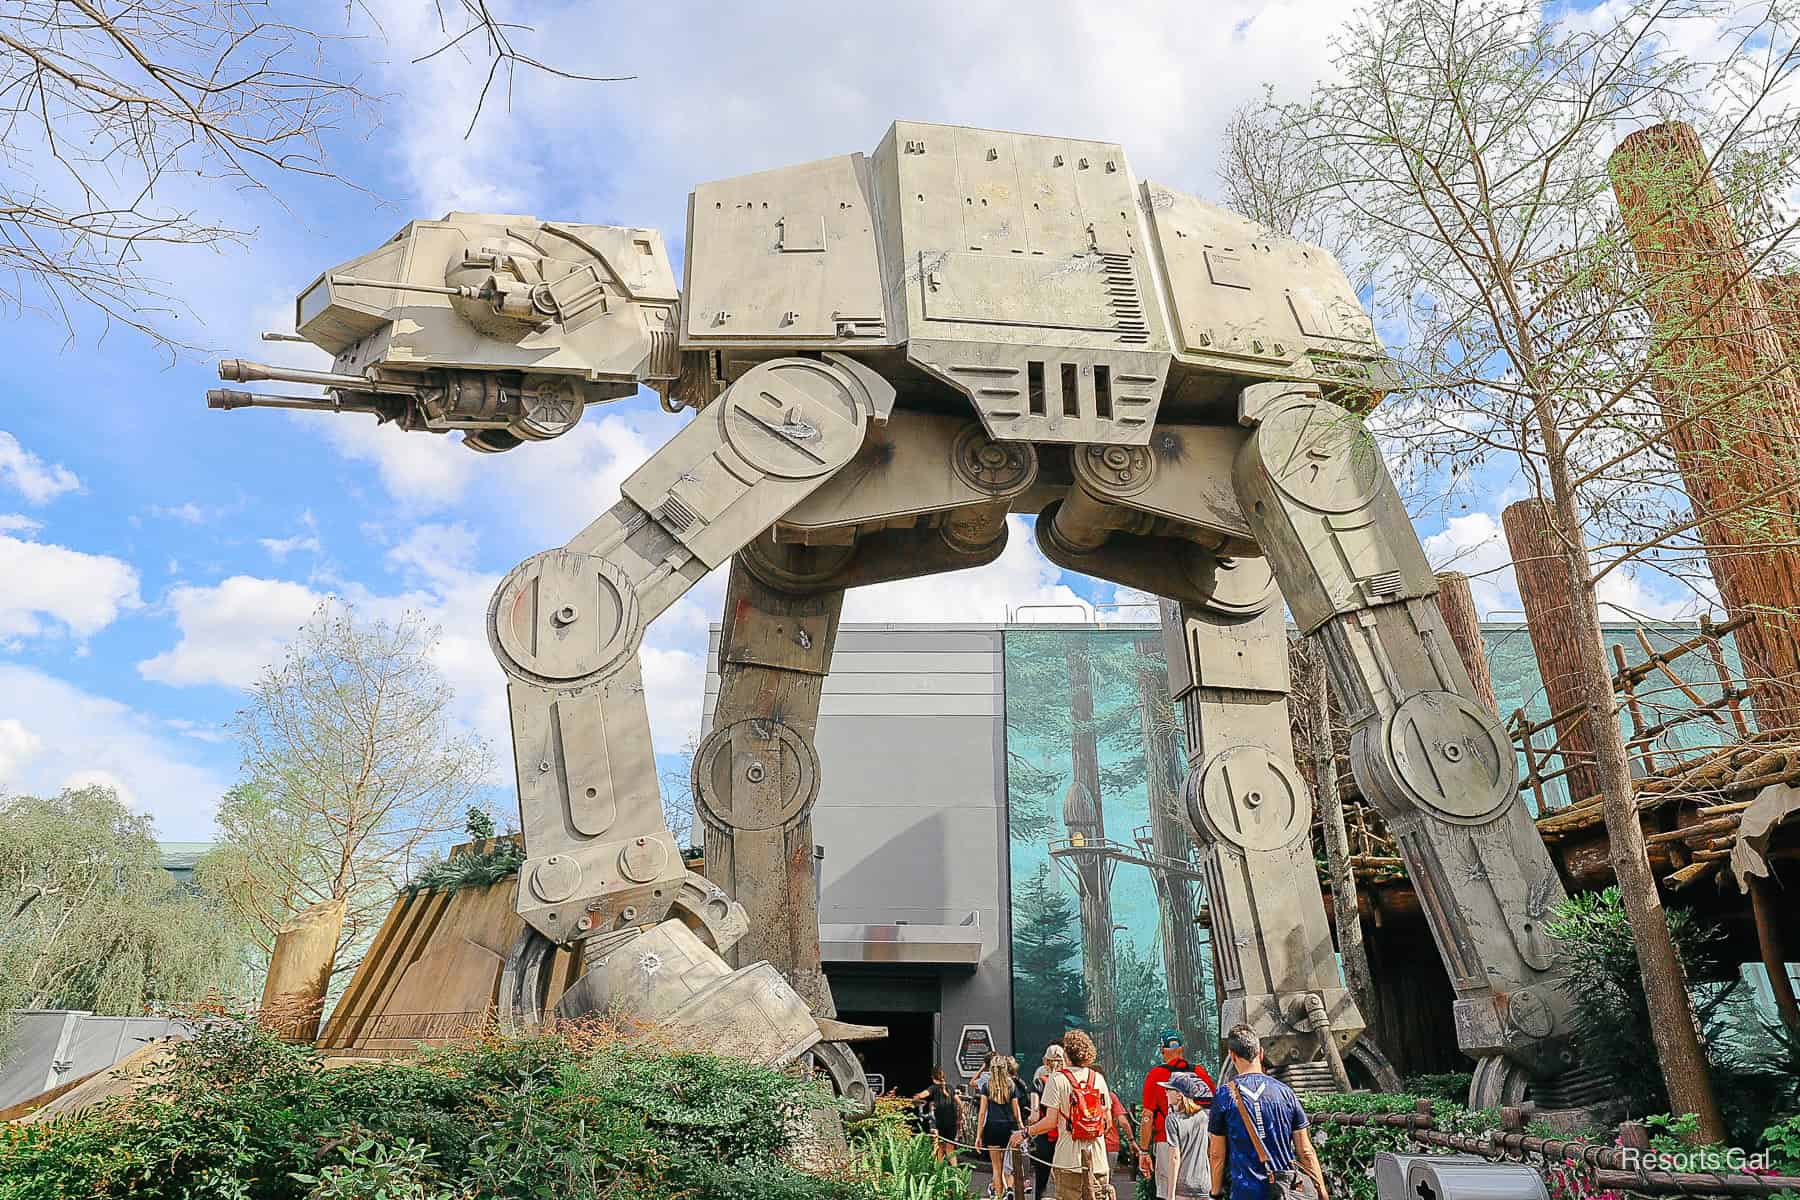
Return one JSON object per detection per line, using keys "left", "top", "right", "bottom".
{"left": 1058, "top": 1068, "right": 1108, "bottom": 1141}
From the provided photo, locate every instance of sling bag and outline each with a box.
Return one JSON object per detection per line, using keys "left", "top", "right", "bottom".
{"left": 1225, "top": 1078, "right": 1322, "bottom": 1200}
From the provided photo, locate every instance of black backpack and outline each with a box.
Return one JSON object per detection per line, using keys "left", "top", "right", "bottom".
{"left": 932, "top": 1084, "right": 957, "bottom": 1123}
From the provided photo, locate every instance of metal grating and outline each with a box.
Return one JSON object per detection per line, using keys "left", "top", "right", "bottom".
{"left": 658, "top": 496, "right": 700, "bottom": 533}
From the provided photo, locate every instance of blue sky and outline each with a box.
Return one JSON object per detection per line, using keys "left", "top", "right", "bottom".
{"left": 0, "top": 0, "right": 1702, "bottom": 841}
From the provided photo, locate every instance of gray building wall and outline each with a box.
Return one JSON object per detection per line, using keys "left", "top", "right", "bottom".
{"left": 704, "top": 623, "right": 1012, "bottom": 1078}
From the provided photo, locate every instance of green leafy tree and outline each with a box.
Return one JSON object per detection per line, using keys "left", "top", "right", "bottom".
{"left": 0, "top": 786, "right": 249, "bottom": 1050}
{"left": 1109, "top": 939, "right": 1178, "bottom": 1099}
{"left": 1011, "top": 862, "right": 1088, "bottom": 1062}
{"left": 1547, "top": 887, "right": 1719, "bottom": 1119}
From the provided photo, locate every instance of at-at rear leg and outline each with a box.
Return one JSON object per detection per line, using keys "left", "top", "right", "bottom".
{"left": 693, "top": 559, "right": 843, "bottom": 1017}
{"left": 1159, "top": 572, "right": 1364, "bottom": 1087}
{"left": 1233, "top": 383, "right": 1576, "bottom": 1105}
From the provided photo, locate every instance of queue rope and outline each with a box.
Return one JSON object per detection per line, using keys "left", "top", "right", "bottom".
{"left": 917, "top": 1116, "right": 1141, "bottom": 1172}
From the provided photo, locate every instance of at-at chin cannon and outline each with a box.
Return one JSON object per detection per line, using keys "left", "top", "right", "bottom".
{"left": 211, "top": 121, "right": 1579, "bottom": 1110}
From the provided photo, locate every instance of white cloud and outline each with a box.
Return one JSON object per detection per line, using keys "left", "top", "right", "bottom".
{"left": 0, "top": 513, "right": 42, "bottom": 533}
{"left": 1423, "top": 505, "right": 1703, "bottom": 623}
{"left": 1423, "top": 510, "right": 1521, "bottom": 619}
{"left": 843, "top": 517, "right": 1092, "bottom": 624}
{"left": 165, "top": 718, "right": 232, "bottom": 744}
{"left": 316, "top": 417, "right": 479, "bottom": 508}
{"left": 0, "top": 431, "right": 80, "bottom": 504}
{"left": 151, "top": 502, "right": 211, "bottom": 524}
{"left": 0, "top": 717, "right": 43, "bottom": 780}
{"left": 63, "top": 768, "right": 138, "bottom": 809}
{"left": 362, "top": 0, "right": 1348, "bottom": 238}
{"left": 1594, "top": 566, "right": 1701, "bottom": 622}
{"left": 0, "top": 666, "right": 228, "bottom": 838}
{"left": 137, "top": 575, "right": 323, "bottom": 687}
{"left": 259, "top": 534, "right": 322, "bottom": 561}
{"left": 0, "top": 533, "right": 142, "bottom": 638}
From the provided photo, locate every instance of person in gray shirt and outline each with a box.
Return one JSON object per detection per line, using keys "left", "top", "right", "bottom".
{"left": 1159, "top": 1071, "right": 1216, "bottom": 1198}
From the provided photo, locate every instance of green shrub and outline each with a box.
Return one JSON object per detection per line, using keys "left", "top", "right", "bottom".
{"left": 1763, "top": 1112, "right": 1800, "bottom": 1174}
{"left": 403, "top": 840, "right": 524, "bottom": 895}
{"left": 292, "top": 1139, "right": 453, "bottom": 1200}
{"left": 1401, "top": 1073, "right": 1473, "bottom": 1104}
{"left": 0, "top": 1015, "right": 905, "bottom": 1200}
{"left": 1545, "top": 887, "right": 1719, "bottom": 1120}
{"left": 855, "top": 1127, "right": 969, "bottom": 1200}
{"left": 1300, "top": 1092, "right": 1499, "bottom": 1200}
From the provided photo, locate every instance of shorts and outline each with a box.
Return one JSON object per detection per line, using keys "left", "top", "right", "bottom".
{"left": 935, "top": 1115, "right": 958, "bottom": 1140}
{"left": 981, "top": 1121, "right": 1017, "bottom": 1149}
{"left": 1052, "top": 1166, "right": 1114, "bottom": 1200}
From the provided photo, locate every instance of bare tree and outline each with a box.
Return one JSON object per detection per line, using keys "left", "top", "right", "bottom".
{"left": 200, "top": 601, "right": 492, "bottom": 976}
{"left": 1254, "top": 0, "right": 1800, "bottom": 1138}
{"left": 1219, "top": 88, "right": 1353, "bottom": 264}
{"left": 1289, "top": 637, "right": 1375, "bottom": 1028}
{"left": 659, "top": 731, "right": 699, "bottom": 850}
{"left": 0, "top": 0, "right": 622, "bottom": 352}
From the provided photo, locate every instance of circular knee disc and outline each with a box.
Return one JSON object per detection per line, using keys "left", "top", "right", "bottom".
{"left": 488, "top": 549, "right": 642, "bottom": 687}
{"left": 1188, "top": 745, "right": 1308, "bottom": 853}
{"left": 692, "top": 719, "right": 820, "bottom": 833}
{"left": 721, "top": 359, "right": 869, "bottom": 480}
{"left": 1382, "top": 691, "right": 1513, "bottom": 823}
{"left": 1255, "top": 398, "right": 1383, "bottom": 514}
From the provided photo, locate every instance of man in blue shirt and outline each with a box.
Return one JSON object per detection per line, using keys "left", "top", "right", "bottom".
{"left": 1206, "top": 1025, "right": 1329, "bottom": 1200}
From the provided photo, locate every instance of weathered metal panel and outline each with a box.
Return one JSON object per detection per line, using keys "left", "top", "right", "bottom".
{"left": 684, "top": 154, "right": 892, "bottom": 346}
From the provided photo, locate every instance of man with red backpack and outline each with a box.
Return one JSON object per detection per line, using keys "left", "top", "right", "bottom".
{"left": 1012, "top": 1028, "right": 1114, "bottom": 1200}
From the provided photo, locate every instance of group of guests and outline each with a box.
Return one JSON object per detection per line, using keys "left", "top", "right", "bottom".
{"left": 909, "top": 1023, "right": 1330, "bottom": 1200}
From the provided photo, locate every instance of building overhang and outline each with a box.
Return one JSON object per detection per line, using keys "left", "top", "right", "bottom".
{"left": 820, "top": 921, "right": 983, "bottom": 969}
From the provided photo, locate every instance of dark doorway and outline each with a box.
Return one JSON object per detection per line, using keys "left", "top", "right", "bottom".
{"left": 838, "top": 1008, "right": 936, "bottom": 1097}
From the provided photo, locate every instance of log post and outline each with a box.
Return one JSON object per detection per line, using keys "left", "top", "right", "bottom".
{"left": 1434, "top": 571, "right": 1500, "bottom": 716}
{"left": 1749, "top": 875, "right": 1800, "bottom": 1046}
{"left": 261, "top": 897, "right": 346, "bottom": 1042}
{"left": 1503, "top": 499, "right": 1605, "bottom": 806}
{"left": 1609, "top": 122, "right": 1800, "bottom": 735}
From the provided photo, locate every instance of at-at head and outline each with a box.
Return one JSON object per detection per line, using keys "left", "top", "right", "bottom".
{"left": 210, "top": 213, "right": 680, "bottom": 452}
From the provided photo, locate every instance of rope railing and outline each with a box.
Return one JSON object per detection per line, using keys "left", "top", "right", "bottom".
{"left": 1307, "top": 1100, "right": 1800, "bottom": 1197}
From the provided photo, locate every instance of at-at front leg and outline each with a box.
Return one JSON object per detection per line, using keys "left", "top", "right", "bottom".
{"left": 1159, "top": 574, "right": 1365, "bottom": 1085}
{"left": 491, "top": 354, "right": 890, "bottom": 942}
{"left": 1232, "top": 383, "right": 1576, "bottom": 1103}
{"left": 487, "top": 356, "right": 890, "bottom": 1072}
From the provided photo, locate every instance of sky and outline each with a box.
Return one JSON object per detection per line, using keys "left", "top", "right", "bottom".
{"left": 0, "top": 0, "right": 1709, "bottom": 841}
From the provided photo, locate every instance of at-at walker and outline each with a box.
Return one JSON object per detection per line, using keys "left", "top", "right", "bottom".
{"left": 210, "top": 121, "right": 1579, "bottom": 1109}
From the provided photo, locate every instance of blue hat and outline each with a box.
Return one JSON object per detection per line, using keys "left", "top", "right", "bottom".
{"left": 1159, "top": 1072, "right": 1212, "bottom": 1103}
{"left": 1157, "top": 1028, "right": 1184, "bottom": 1049}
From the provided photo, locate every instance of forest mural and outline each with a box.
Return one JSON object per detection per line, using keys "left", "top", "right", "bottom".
{"left": 1000, "top": 620, "right": 1745, "bottom": 1101}
{"left": 1004, "top": 627, "right": 1215, "bottom": 1103}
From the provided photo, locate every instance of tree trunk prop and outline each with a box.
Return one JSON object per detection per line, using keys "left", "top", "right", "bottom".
{"left": 1507, "top": 494, "right": 1727, "bottom": 1142}
{"left": 1610, "top": 121, "right": 1800, "bottom": 736}
{"left": 1062, "top": 643, "right": 1119, "bottom": 1075}
{"left": 261, "top": 896, "right": 346, "bottom": 1042}
{"left": 1435, "top": 571, "right": 1500, "bottom": 716}
{"left": 1502, "top": 500, "right": 1604, "bottom": 806}
{"left": 1135, "top": 636, "right": 1209, "bottom": 1048}
{"left": 1306, "top": 642, "right": 1374, "bottom": 1027}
